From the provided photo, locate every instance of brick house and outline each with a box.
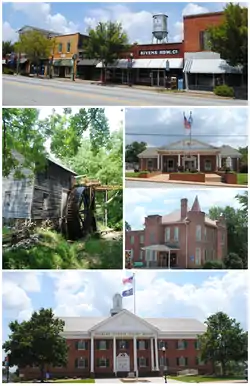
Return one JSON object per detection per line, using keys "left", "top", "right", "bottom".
{"left": 20, "top": 294, "right": 211, "bottom": 380}
{"left": 125, "top": 196, "right": 227, "bottom": 269}
{"left": 138, "top": 139, "right": 242, "bottom": 173}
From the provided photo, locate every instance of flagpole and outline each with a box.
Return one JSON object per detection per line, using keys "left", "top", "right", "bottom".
{"left": 133, "top": 272, "right": 136, "bottom": 314}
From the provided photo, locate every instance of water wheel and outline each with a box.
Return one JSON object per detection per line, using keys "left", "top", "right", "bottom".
{"left": 65, "top": 186, "right": 97, "bottom": 240}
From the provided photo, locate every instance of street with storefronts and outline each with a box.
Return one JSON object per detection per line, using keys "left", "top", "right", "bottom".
{"left": 3, "top": 75, "right": 247, "bottom": 106}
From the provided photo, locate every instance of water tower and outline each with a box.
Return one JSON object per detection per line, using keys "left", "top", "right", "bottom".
{"left": 152, "top": 14, "right": 168, "bottom": 44}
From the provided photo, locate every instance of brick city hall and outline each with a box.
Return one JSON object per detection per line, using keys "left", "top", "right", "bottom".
{"left": 21, "top": 294, "right": 211, "bottom": 379}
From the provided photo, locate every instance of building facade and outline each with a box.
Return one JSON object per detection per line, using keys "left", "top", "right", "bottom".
{"left": 138, "top": 139, "right": 242, "bottom": 173}
{"left": 20, "top": 294, "right": 211, "bottom": 380}
{"left": 125, "top": 196, "right": 227, "bottom": 269}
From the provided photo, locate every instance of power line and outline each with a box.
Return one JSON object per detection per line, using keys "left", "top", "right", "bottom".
{"left": 125, "top": 133, "right": 248, "bottom": 137}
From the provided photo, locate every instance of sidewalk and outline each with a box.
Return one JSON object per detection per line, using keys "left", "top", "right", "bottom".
{"left": 24, "top": 74, "right": 233, "bottom": 100}
{"left": 125, "top": 177, "right": 247, "bottom": 188}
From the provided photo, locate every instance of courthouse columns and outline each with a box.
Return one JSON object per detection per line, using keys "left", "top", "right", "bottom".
{"left": 197, "top": 153, "right": 200, "bottom": 171}
{"left": 90, "top": 334, "right": 94, "bottom": 373}
{"left": 154, "top": 336, "right": 159, "bottom": 371}
{"left": 150, "top": 337, "right": 155, "bottom": 370}
{"left": 113, "top": 336, "right": 116, "bottom": 373}
{"left": 133, "top": 336, "right": 138, "bottom": 375}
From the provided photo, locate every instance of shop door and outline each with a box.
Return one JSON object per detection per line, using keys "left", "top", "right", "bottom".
{"left": 151, "top": 70, "right": 165, "bottom": 87}
{"left": 59, "top": 66, "right": 65, "bottom": 78}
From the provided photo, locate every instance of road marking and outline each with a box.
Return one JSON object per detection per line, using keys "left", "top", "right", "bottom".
{"left": 3, "top": 79, "right": 153, "bottom": 106}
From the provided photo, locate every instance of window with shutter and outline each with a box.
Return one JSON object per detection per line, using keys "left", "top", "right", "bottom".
{"left": 99, "top": 340, "right": 107, "bottom": 350}
{"left": 75, "top": 341, "right": 78, "bottom": 350}
{"left": 145, "top": 341, "right": 149, "bottom": 349}
{"left": 106, "top": 359, "right": 110, "bottom": 367}
{"left": 85, "top": 341, "right": 88, "bottom": 350}
{"left": 184, "top": 340, "right": 188, "bottom": 349}
{"left": 139, "top": 357, "right": 146, "bottom": 367}
{"left": 185, "top": 357, "right": 188, "bottom": 366}
{"left": 75, "top": 359, "right": 78, "bottom": 368}
{"left": 139, "top": 340, "right": 146, "bottom": 350}
{"left": 77, "top": 340, "right": 86, "bottom": 350}
{"left": 176, "top": 358, "right": 179, "bottom": 366}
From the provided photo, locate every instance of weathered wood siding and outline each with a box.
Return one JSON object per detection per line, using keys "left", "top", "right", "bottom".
{"left": 2, "top": 154, "right": 34, "bottom": 219}
{"left": 31, "top": 161, "right": 74, "bottom": 220}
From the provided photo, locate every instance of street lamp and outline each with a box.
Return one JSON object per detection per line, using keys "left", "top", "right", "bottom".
{"left": 5, "top": 350, "right": 11, "bottom": 383}
{"left": 162, "top": 346, "right": 167, "bottom": 383}
{"left": 71, "top": 53, "right": 78, "bottom": 81}
{"left": 184, "top": 217, "right": 191, "bottom": 268}
{"left": 127, "top": 52, "right": 133, "bottom": 87}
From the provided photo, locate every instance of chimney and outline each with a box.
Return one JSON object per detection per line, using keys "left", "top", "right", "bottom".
{"left": 181, "top": 198, "right": 188, "bottom": 219}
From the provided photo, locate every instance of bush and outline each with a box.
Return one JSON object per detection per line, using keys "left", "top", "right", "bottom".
{"left": 3, "top": 67, "right": 14, "bottom": 75}
{"left": 203, "top": 260, "right": 225, "bottom": 269}
{"left": 224, "top": 253, "right": 244, "bottom": 269}
{"left": 214, "top": 85, "right": 234, "bottom": 98}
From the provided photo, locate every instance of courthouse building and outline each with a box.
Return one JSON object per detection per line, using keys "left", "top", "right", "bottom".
{"left": 21, "top": 294, "right": 210, "bottom": 379}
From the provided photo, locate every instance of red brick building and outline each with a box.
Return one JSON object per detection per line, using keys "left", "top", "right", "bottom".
{"left": 125, "top": 196, "right": 227, "bottom": 269}
{"left": 20, "top": 294, "right": 211, "bottom": 380}
{"left": 138, "top": 139, "right": 242, "bottom": 173}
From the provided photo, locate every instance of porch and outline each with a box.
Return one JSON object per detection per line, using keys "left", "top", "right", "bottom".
{"left": 158, "top": 153, "right": 220, "bottom": 173}
{"left": 142, "top": 245, "right": 180, "bottom": 269}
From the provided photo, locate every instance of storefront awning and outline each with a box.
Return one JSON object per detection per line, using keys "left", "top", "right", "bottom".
{"left": 77, "top": 59, "right": 98, "bottom": 66}
{"left": 19, "top": 58, "right": 28, "bottom": 64}
{"left": 96, "top": 58, "right": 183, "bottom": 70}
{"left": 184, "top": 59, "right": 242, "bottom": 74}
{"left": 53, "top": 59, "right": 72, "bottom": 67}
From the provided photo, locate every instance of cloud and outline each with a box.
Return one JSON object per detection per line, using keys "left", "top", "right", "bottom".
{"left": 125, "top": 108, "right": 248, "bottom": 148}
{"left": 11, "top": 2, "right": 79, "bottom": 34}
{"left": 3, "top": 271, "right": 248, "bottom": 333}
{"left": 125, "top": 188, "right": 245, "bottom": 230}
{"left": 182, "top": 3, "right": 209, "bottom": 16}
{"left": 2, "top": 21, "right": 18, "bottom": 42}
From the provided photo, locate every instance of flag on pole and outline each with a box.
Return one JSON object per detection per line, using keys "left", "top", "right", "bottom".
{"left": 122, "top": 276, "right": 133, "bottom": 285}
{"left": 183, "top": 113, "right": 191, "bottom": 129}
{"left": 122, "top": 288, "right": 133, "bottom": 297}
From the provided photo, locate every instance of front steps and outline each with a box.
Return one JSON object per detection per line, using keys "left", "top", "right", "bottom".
{"left": 205, "top": 174, "right": 222, "bottom": 183}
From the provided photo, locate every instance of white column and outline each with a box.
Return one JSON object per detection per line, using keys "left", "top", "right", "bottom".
{"left": 178, "top": 154, "right": 180, "bottom": 166}
{"left": 154, "top": 336, "right": 159, "bottom": 371}
{"left": 133, "top": 336, "right": 137, "bottom": 375}
{"left": 90, "top": 334, "right": 94, "bottom": 373}
{"left": 161, "top": 155, "right": 163, "bottom": 172}
{"left": 216, "top": 155, "right": 218, "bottom": 169}
{"left": 113, "top": 336, "right": 116, "bottom": 374}
{"left": 197, "top": 153, "right": 200, "bottom": 171}
{"left": 219, "top": 154, "right": 222, "bottom": 168}
{"left": 157, "top": 154, "right": 160, "bottom": 170}
{"left": 150, "top": 338, "right": 154, "bottom": 371}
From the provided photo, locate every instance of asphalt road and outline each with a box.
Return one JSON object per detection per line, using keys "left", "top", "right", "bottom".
{"left": 3, "top": 75, "right": 247, "bottom": 106}
{"left": 125, "top": 180, "right": 232, "bottom": 188}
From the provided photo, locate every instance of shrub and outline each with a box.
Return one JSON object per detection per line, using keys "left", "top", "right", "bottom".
{"left": 3, "top": 67, "right": 14, "bottom": 75}
{"left": 224, "top": 253, "right": 244, "bottom": 269}
{"left": 214, "top": 85, "right": 234, "bottom": 98}
{"left": 203, "top": 260, "right": 225, "bottom": 269}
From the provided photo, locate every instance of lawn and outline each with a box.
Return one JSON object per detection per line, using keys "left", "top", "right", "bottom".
{"left": 237, "top": 173, "right": 248, "bottom": 185}
{"left": 169, "top": 375, "right": 245, "bottom": 383}
{"left": 125, "top": 172, "right": 141, "bottom": 177}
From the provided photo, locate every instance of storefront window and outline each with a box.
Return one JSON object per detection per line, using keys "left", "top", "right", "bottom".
{"left": 58, "top": 43, "right": 63, "bottom": 53}
{"left": 199, "top": 31, "right": 210, "bottom": 51}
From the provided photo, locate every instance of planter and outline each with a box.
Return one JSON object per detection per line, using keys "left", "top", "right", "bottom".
{"left": 216, "top": 172, "right": 237, "bottom": 184}
{"left": 169, "top": 173, "right": 205, "bottom": 183}
{"left": 139, "top": 171, "right": 161, "bottom": 178}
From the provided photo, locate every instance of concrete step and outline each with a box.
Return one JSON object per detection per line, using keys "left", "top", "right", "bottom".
{"left": 205, "top": 174, "right": 221, "bottom": 183}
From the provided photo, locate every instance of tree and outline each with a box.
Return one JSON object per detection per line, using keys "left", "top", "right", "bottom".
{"left": 209, "top": 192, "right": 247, "bottom": 268}
{"left": 199, "top": 312, "right": 247, "bottom": 376}
{"left": 84, "top": 21, "right": 130, "bottom": 83}
{"left": 224, "top": 253, "right": 243, "bottom": 269}
{"left": 238, "top": 146, "right": 248, "bottom": 173}
{"left": 203, "top": 260, "right": 225, "bottom": 269}
{"left": 2, "top": 108, "right": 49, "bottom": 178}
{"left": 125, "top": 141, "right": 147, "bottom": 164}
{"left": 2, "top": 40, "right": 15, "bottom": 57}
{"left": 2, "top": 108, "right": 112, "bottom": 177}
{"left": 208, "top": 3, "right": 248, "bottom": 73}
{"left": 2, "top": 308, "right": 68, "bottom": 382}
{"left": 15, "top": 31, "right": 55, "bottom": 76}
{"left": 125, "top": 221, "right": 131, "bottom": 231}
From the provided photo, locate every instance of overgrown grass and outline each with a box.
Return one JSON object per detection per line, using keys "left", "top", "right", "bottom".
{"left": 237, "top": 173, "right": 248, "bottom": 185}
{"left": 3, "top": 229, "right": 122, "bottom": 270}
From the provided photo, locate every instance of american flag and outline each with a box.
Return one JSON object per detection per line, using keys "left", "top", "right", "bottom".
{"left": 122, "top": 276, "right": 133, "bottom": 285}
{"left": 183, "top": 112, "right": 193, "bottom": 129}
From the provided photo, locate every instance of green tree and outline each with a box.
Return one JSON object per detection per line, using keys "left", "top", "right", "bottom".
{"left": 209, "top": 192, "right": 247, "bottom": 268}
{"left": 2, "top": 40, "right": 15, "bottom": 57}
{"left": 84, "top": 21, "right": 130, "bottom": 82}
{"left": 199, "top": 312, "right": 247, "bottom": 376}
{"left": 224, "top": 252, "right": 243, "bottom": 269}
{"left": 2, "top": 108, "right": 49, "bottom": 178}
{"left": 2, "top": 308, "right": 68, "bottom": 382}
{"left": 203, "top": 260, "right": 225, "bottom": 269}
{"left": 49, "top": 108, "right": 110, "bottom": 158}
{"left": 15, "top": 31, "right": 55, "bottom": 76}
{"left": 208, "top": 3, "right": 248, "bottom": 73}
{"left": 125, "top": 141, "right": 147, "bottom": 164}
{"left": 125, "top": 221, "right": 131, "bottom": 231}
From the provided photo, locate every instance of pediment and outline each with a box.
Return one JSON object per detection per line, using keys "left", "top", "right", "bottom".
{"left": 166, "top": 139, "right": 217, "bottom": 151}
{"left": 90, "top": 310, "right": 158, "bottom": 335}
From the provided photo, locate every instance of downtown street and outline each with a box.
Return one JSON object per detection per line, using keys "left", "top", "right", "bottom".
{"left": 3, "top": 75, "right": 247, "bottom": 107}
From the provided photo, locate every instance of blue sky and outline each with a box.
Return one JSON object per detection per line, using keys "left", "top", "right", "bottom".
{"left": 3, "top": 270, "right": 248, "bottom": 347}
{"left": 125, "top": 188, "right": 246, "bottom": 230}
{"left": 3, "top": 2, "right": 231, "bottom": 44}
{"left": 125, "top": 107, "right": 248, "bottom": 148}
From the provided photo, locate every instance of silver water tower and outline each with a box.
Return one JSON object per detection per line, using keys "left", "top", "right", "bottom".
{"left": 152, "top": 14, "right": 168, "bottom": 44}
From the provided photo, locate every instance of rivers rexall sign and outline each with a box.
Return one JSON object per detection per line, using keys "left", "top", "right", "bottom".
{"left": 139, "top": 49, "right": 179, "bottom": 56}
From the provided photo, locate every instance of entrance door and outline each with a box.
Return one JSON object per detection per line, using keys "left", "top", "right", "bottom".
{"left": 185, "top": 160, "right": 195, "bottom": 171}
{"left": 170, "top": 253, "right": 177, "bottom": 267}
{"left": 167, "top": 159, "right": 175, "bottom": 172}
{"left": 116, "top": 353, "right": 130, "bottom": 372}
{"left": 151, "top": 70, "right": 165, "bottom": 87}
{"left": 59, "top": 66, "right": 65, "bottom": 78}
